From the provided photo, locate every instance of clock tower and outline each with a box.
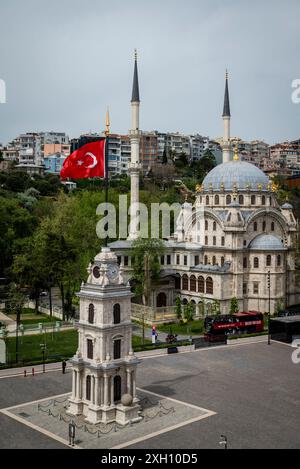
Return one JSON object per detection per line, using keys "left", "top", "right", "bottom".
{"left": 67, "top": 247, "right": 141, "bottom": 425}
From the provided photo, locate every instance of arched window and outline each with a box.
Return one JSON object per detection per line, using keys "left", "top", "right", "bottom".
{"left": 87, "top": 339, "right": 93, "bottom": 359}
{"left": 114, "top": 375, "right": 121, "bottom": 403}
{"left": 204, "top": 255, "right": 208, "bottom": 265}
{"left": 254, "top": 221, "right": 257, "bottom": 231}
{"left": 277, "top": 254, "right": 281, "bottom": 266}
{"left": 269, "top": 196, "right": 272, "bottom": 206}
{"left": 271, "top": 221, "right": 275, "bottom": 231}
{"left": 262, "top": 221, "right": 266, "bottom": 231}
{"left": 198, "top": 276, "right": 205, "bottom": 293}
{"left": 113, "top": 303, "right": 121, "bottom": 324}
{"left": 266, "top": 255, "right": 271, "bottom": 266}
{"left": 88, "top": 304, "right": 94, "bottom": 324}
{"left": 190, "top": 275, "right": 196, "bottom": 292}
{"left": 212, "top": 256, "right": 216, "bottom": 265}
{"left": 213, "top": 236, "right": 216, "bottom": 246}
{"left": 213, "top": 221, "right": 217, "bottom": 231}
{"left": 251, "top": 195, "right": 256, "bottom": 205}
{"left": 86, "top": 375, "right": 91, "bottom": 400}
{"left": 221, "top": 256, "right": 225, "bottom": 266}
{"left": 254, "top": 257, "right": 259, "bottom": 268}
{"left": 243, "top": 257, "right": 247, "bottom": 268}
{"left": 239, "top": 195, "right": 244, "bottom": 205}
{"left": 226, "top": 194, "right": 232, "bottom": 205}
{"left": 262, "top": 195, "right": 266, "bottom": 205}
{"left": 215, "top": 194, "right": 219, "bottom": 205}
{"left": 182, "top": 274, "right": 189, "bottom": 290}
{"left": 205, "top": 220, "right": 208, "bottom": 230}
{"left": 114, "top": 339, "right": 121, "bottom": 359}
{"left": 206, "top": 277, "right": 214, "bottom": 294}
{"left": 206, "top": 195, "right": 209, "bottom": 205}
{"left": 221, "top": 236, "right": 225, "bottom": 246}
{"left": 205, "top": 236, "right": 208, "bottom": 245}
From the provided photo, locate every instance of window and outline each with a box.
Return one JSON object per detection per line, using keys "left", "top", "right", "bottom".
{"left": 243, "top": 283, "right": 247, "bottom": 295}
{"left": 88, "top": 304, "right": 94, "bottom": 324}
{"left": 253, "top": 282, "right": 259, "bottom": 294}
{"left": 184, "top": 255, "right": 187, "bottom": 266}
{"left": 124, "top": 256, "right": 128, "bottom": 266}
{"left": 86, "top": 375, "right": 91, "bottom": 401}
{"left": 206, "top": 195, "right": 209, "bottom": 205}
{"left": 269, "top": 196, "right": 272, "bottom": 206}
{"left": 215, "top": 195, "right": 219, "bottom": 205}
{"left": 243, "top": 257, "right": 247, "bottom": 268}
{"left": 212, "top": 256, "right": 216, "bottom": 265}
{"left": 262, "top": 221, "right": 266, "bottom": 231}
{"left": 117, "top": 256, "right": 121, "bottom": 265}
{"left": 205, "top": 236, "right": 208, "bottom": 245}
{"left": 251, "top": 195, "right": 256, "bottom": 205}
{"left": 114, "top": 339, "right": 121, "bottom": 359}
{"left": 239, "top": 195, "right": 244, "bottom": 205}
{"left": 221, "top": 256, "right": 225, "bottom": 266}
{"left": 206, "top": 277, "right": 214, "bottom": 294}
{"left": 254, "top": 221, "right": 257, "bottom": 231}
{"left": 226, "top": 195, "right": 232, "bottom": 205}
{"left": 221, "top": 236, "right": 225, "bottom": 246}
{"left": 182, "top": 274, "right": 189, "bottom": 290}
{"left": 161, "top": 255, "right": 165, "bottom": 265}
{"left": 266, "top": 255, "right": 271, "bottom": 267}
{"left": 205, "top": 220, "right": 208, "bottom": 230}
{"left": 190, "top": 275, "right": 196, "bottom": 292}
{"left": 271, "top": 221, "right": 275, "bottom": 231}
{"left": 213, "top": 236, "right": 216, "bottom": 246}
{"left": 277, "top": 254, "right": 281, "bottom": 266}
{"left": 194, "top": 255, "right": 199, "bottom": 265}
{"left": 175, "top": 276, "right": 181, "bottom": 289}
{"left": 113, "top": 303, "right": 121, "bottom": 324}
{"left": 198, "top": 276, "right": 205, "bottom": 293}
{"left": 87, "top": 339, "right": 93, "bottom": 359}
{"left": 262, "top": 195, "right": 266, "bottom": 205}
{"left": 176, "top": 254, "right": 180, "bottom": 265}
{"left": 213, "top": 221, "right": 217, "bottom": 231}
{"left": 204, "top": 255, "right": 208, "bottom": 264}
{"left": 254, "top": 257, "right": 259, "bottom": 268}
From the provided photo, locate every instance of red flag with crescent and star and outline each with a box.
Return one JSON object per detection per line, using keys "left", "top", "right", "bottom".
{"left": 60, "top": 140, "right": 106, "bottom": 180}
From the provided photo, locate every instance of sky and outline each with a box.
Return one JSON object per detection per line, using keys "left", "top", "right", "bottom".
{"left": 0, "top": 0, "right": 300, "bottom": 145}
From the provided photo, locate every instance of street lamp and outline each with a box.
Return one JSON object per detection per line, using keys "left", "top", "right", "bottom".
{"left": 267, "top": 270, "right": 271, "bottom": 345}
{"left": 219, "top": 434, "right": 228, "bottom": 449}
{"left": 40, "top": 343, "right": 46, "bottom": 373}
{"left": 15, "top": 306, "right": 21, "bottom": 364}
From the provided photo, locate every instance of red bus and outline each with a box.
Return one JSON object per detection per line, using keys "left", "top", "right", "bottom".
{"left": 204, "top": 311, "right": 264, "bottom": 342}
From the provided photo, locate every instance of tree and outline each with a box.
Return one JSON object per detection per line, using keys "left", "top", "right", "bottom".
{"left": 212, "top": 299, "right": 221, "bottom": 315}
{"left": 230, "top": 297, "right": 239, "bottom": 315}
{"left": 183, "top": 301, "right": 195, "bottom": 322}
{"left": 131, "top": 238, "right": 165, "bottom": 306}
{"left": 175, "top": 297, "right": 182, "bottom": 320}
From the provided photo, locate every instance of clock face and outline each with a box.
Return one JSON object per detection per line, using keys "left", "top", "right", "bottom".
{"left": 107, "top": 264, "right": 119, "bottom": 280}
{"left": 93, "top": 266, "right": 100, "bottom": 279}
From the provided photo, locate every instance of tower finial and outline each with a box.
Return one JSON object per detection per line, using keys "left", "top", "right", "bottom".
{"left": 222, "top": 69, "right": 231, "bottom": 117}
{"left": 105, "top": 107, "right": 110, "bottom": 136}
{"left": 225, "top": 68, "right": 228, "bottom": 80}
{"left": 131, "top": 49, "right": 140, "bottom": 103}
{"left": 134, "top": 48, "right": 137, "bottom": 61}
{"left": 233, "top": 145, "right": 239, "bottom": 161}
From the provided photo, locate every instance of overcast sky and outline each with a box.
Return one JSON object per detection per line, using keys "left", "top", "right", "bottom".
{"left": 0, "top": 0, "right": 300, "bottom": 145}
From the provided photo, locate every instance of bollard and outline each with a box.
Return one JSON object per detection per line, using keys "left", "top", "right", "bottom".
{"left": 24, "top": 370, "right": 27, "bottom": 377}
{"left": 32, "top": 367, "right": 35, "bottom": 376}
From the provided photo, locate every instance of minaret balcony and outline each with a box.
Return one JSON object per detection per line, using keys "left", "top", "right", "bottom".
{"left": 128, "top": 130, "right": 142, "bottom": 137}
{"left": 128, "top": 162, "right": 142, "bottom": 172}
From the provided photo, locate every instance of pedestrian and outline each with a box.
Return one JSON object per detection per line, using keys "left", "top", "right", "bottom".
{"left": 62, "top": 359, "right": 67, "bottom": 374}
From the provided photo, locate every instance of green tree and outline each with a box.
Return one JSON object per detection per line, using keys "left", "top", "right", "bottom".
{"left": 131, "top": 238, "right": 165, "bottom": 306}
{"left": 230, "top": 297, "right": 239, "bottom": 315}
{"left": 183, "top": 301, "right": 195, "bottom": 322}
{"left": 175, "top": 297, "right": 182, "bottom": 320}
{"left": 212, "top": 299, "right": 221, "bottom": 315}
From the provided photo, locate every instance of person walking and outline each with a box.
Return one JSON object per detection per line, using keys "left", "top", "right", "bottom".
{"left": 62, "top": 359, "right": 67, "bottom": 374}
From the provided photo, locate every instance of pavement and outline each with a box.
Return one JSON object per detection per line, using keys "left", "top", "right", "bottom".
{"left": 0, "top": 340, "right": 299, "bottom": 449}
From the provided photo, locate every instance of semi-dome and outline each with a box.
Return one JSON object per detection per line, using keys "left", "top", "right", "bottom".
{"left": 249, "top": 234, "right": 284, "bottom": 250}
{"left": 202, "top": 160, "right": 270, "bottom": 192}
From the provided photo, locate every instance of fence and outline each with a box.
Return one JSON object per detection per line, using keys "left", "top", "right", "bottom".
{"left": 131, "top": 303, "right": 177, "bottom": 324}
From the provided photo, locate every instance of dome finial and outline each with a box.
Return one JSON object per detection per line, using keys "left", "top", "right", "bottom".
{"left": 233, "top": 145, "right": 239, "bottom": 161}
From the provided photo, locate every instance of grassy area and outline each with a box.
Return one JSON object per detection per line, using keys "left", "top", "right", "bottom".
{"left": 7, "top": 308, "right": 60, "bottom": 326}
{"left": 156, "top": 319, "right": 204, "bottom": 336}
{"left": 5, "top": 330, "right": 152, "bottom": 366}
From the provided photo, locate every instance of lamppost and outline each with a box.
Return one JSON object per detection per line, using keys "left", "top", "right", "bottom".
{"left": 40, "top": 343, "right": 46, "bottom": 373}
{"left": 15, "top": 306, "right": 21, "bottom": 364}
{"left": 267, "top": 270, "right": 271, "bottom": 345}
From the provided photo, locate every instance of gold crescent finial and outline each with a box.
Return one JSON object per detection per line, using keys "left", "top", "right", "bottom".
{"left": 134, "top": 49, "right": 137, "bottom": 61}
{"left": 105, "top": 106, "right": 110, "bottom": 136}
{"left": 225, "top": 68, "right": 228, "bottom": 80}
{"left": 233, "top": 145, "right": 239, "bottom": 161}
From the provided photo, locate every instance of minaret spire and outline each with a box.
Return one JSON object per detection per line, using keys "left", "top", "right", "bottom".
{"left": 222, "top": 69, "right": 231, "bottom": 163}
{"left": 105, "top": 106, "right": 110, "bottom": 136}
{"left": 128, "top": 50, "right": 141, "bottom": 239}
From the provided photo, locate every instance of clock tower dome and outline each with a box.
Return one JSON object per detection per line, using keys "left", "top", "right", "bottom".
{"left": 67, "top": 247, "right": 141, "bottom": 425}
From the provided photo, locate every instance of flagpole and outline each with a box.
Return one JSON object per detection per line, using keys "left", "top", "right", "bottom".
{"left": 104, "top": 107, "right": 110, "bottom": 247}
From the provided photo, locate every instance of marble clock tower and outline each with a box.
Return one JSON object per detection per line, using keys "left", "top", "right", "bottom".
{"left": 67, "top": 247, "right": 141, "bottom": 425}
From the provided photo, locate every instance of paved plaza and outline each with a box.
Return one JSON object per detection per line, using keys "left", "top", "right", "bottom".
{"left": 0, "top": 340, "right": 299, "bottom": 449}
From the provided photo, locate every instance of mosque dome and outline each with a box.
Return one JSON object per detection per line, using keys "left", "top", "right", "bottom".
{"left": 249, "top": 234, "right": 284, "bottom": 250}
{"left": 202, "top": 160, "right": 270, "bottom": 192}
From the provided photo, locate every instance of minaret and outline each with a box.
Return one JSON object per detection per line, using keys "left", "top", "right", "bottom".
{"left": 222, "top": 70, "right": 231, "bottom": 163}
{"left": 128, "top": 50, "right": 141, "bottom": 239}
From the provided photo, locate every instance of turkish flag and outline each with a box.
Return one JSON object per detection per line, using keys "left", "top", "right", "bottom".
{"left": 60, "top": 140, "right": 106, "bottom": 180}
